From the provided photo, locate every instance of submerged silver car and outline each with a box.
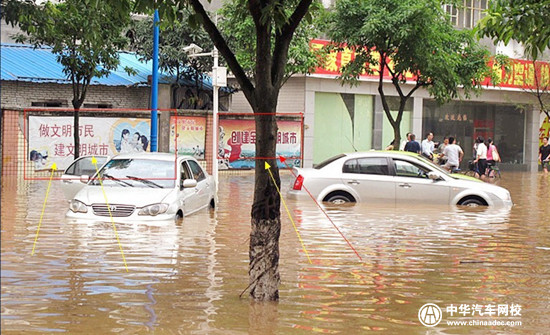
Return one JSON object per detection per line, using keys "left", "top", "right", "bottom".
{"left": 64, "top": 153, "right": 215, "bottom": 221}
{"left": 288, "top": 151, "right": 512, "bottom": 207}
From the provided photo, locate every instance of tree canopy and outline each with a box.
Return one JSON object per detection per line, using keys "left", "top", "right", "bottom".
{"left": 127, "top": 12, "right": 213, "bottom": 87}
{"left": 478, "top": 0, "right": 550, "bottom": 60}
{"left": 328, "top": 0, "right": 492, "bottom": 146}
{"left": 2, "top": 0, "right": 134, "bottom": 158}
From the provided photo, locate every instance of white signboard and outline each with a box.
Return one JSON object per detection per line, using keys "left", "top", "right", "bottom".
{"left": 28, "top": 116, "right": 151, "bottom": 170}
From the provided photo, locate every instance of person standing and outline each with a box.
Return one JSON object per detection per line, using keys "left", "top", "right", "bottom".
{"left": 474, "top": 136, "right": 488, "bottom": 179}
{"left": 404, "top": 133, "right": 421, "bottom": 154}
{"left": 486, "top": 138, "right": 501, "bottom": 177}
{"left": 399, "top": 132, "right": 411, "bottom": 151}
{"left": 539, "top": 136, "right": 550, "bottom": 174}
{"left": 438, "top": 137, "right": 449, "bottom": 166}
{"left": 421, "top": 132, "right": 435, "bottom": 160}
{"left": 443, "top": 137, "right": 464, "bottom": 172}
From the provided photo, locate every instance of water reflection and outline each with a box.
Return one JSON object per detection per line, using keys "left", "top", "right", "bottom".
{"left": 1, "top": 172, "right": 549, "bottom": 334}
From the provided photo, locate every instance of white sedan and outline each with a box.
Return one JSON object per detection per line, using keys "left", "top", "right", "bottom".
{"left": 288, "top": 151, "right": 512, "bottom": 207}
{"left": 64, "top": 153, "right": 215, "bottom": 221}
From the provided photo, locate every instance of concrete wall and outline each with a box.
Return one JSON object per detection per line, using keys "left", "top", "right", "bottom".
{"left": 228, "top": 76, "right": 306, "bottom": 114}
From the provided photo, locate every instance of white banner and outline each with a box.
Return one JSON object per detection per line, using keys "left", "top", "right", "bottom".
{"left": 28, "top": 116, "right": 151, "bottom": 170}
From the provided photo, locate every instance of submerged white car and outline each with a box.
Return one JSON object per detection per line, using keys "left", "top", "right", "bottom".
{"left": 288, "top": 151, "right": 512, "bottom": 207}
{"left": 64, "top": 153, "right": 215, "bottom": 221}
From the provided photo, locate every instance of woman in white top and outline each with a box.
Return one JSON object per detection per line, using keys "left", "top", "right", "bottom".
{"left": 474, "top": 136, "right": 488, "bottom": 179}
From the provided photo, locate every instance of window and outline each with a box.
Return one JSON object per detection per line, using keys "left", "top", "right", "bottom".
{"left": 31, "top": 101, "right": 64, "bottom": 107}
{"left": 181, "top": 162, "right": 192, "bottom": 180}
{"left": 187, "top": 160, "right": 206, "bottom": 181}
{"left": 314, "top": 154, "right": 346, "bottom": 169}
{"left": 65, "top": 157, "right": 108, "bottom": 176}
{"left": 343, "top": 157, "right": 389, "bottom": 175}
{"left": 394, "top": 160, "right": 430, "bottom": 179}
{"left": 83, "top": 103, "right": 113, "bottom": 109}
{"left": 443, "top": 0, "right": 488, "bottom": 29}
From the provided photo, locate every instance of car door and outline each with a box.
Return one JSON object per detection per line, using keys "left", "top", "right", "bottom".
{"left": 186, "top": 159, "right": 210, "bottom": 209}
{"left": 340, "top": 157, "right": 395, "bottom": 204}
{"left": 178, "top": 160, "right": 199, "bottom": 214}
{"left": 61, "top": 156, "right": 108, "bottom": 199}
{"left": 392, "top": 158, "right": 450, "bottom": 205}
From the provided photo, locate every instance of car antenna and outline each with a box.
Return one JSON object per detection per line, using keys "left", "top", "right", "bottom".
{"left": 346, "top": 135, "right": 358, "bottom": 152}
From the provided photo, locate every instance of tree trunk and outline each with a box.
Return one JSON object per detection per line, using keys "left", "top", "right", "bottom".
{"left": 392, "top": 124, "right": 401, "bottom": 151}
{"left": 72, "top": 105, "right": 80, "bottom": 159}
{"left": 249, "top": 110, "right": 281, "bottom": 301}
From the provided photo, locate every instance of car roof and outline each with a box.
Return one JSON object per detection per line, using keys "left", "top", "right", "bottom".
{"left": 111, "top": 152, "right": 195, "bottom": 162}
{"left": 342, "top": 150, "right": 423, "bottom": 159}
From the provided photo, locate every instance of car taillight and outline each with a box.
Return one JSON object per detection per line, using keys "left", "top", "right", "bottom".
{"left": 293, "top": 175, "right": 304, "bottom": 190}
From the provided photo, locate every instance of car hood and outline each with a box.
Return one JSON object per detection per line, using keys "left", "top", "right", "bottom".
{"left": 75, "top": 186, "right": 174, "bottom": 207}
{"left": 450, "top": 173, "right": 483, "bottom": 182}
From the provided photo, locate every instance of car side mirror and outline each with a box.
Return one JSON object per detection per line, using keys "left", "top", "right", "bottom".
{"left": 182, "top": 179, "right": 197, "bottom": 189}
{"left": 428, "top": 172, "right": 441, "bottom": 180}
{"left": 80, "top": 175, "right": 90, "bottom": 183}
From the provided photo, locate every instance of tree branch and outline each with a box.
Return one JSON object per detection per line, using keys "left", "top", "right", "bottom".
{"left": 188, "top": 0, "right": 256, "bottom": 104}
{"left": 272, "top": 0, "right": 312, "bottom": 87}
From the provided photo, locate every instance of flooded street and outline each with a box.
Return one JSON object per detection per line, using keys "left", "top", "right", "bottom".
{"left": 1, "top": 171, "right": 549, "bottom": 334}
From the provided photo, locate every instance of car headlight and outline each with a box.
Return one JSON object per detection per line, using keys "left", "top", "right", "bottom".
{"left": 138, "top": 203, "right": 169, "bottom": 216}
{"left": 69, "top": 199, "right": 88, "bottom": 213}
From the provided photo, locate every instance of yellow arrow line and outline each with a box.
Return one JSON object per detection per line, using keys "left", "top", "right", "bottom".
{"left": 31, "top": 164, "right": 57, "bottom": 255}
{"left": 265, "top": 162, "right": 312, "bottom": 264}
{"left": 92, "top": 156, "right": 129, "bottom": 272}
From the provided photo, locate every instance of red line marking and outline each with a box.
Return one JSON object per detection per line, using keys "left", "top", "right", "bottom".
{"left": 280, "top": 158, "right": 363, "bottom": 262}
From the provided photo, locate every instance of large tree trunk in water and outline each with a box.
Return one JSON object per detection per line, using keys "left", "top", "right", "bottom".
{"left": 249, "top": 111, "right": 281, "bottom": 301}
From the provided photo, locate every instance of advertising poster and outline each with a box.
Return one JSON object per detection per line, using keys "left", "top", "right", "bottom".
{"left": 218, "top": 118, "right": 302, "bottom": 169}
{"left": 169, "top": 116, "right": 206, "bottom": 159}
{"left": 28, "top": 116, "right": 151, "bottom": 170}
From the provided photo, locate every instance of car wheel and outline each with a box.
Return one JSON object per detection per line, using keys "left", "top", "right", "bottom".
{"left": 326, "top": 194, "right": 353, "bottom": 204}
{"left": 460, "top": 198, "right": 485, "bottom": 207}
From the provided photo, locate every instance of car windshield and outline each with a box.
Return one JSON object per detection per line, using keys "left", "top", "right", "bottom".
{"left": 90, "top": 159, "right": 175, "bottom": 188}
{"left": 414, "top": 155, "right": 456, "bottom": 178}
{"left": 314, "top": 154, "right": 347, "bottom": 169}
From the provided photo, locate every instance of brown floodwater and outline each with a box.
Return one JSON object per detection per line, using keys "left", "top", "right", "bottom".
{"left": 1, "top": 171, "right": 549, "bottom": 334}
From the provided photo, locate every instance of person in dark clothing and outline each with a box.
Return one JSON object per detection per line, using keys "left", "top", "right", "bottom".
{"left": 404, "top": 134, "right": 421, "bottom": 154}
{"left": 539, "top": 136, "right": 550, "bottom": 174}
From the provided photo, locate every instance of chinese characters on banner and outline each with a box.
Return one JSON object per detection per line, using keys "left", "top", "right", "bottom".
{"left": 218, "top": 118, "right": 302, "bottom": 169}
{"left": 310, "top": 38, "right": 550, "bottom": 91}
{"left": 169, "top": 116, "right": 206, "bottom": 158}
{"left": 28, "top": 116, "right": 151, "bottom": 170}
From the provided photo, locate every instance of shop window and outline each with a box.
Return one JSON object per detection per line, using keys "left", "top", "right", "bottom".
{"left": 31, "top": 101, "right": 64, "bottom": 107}
{"left": 83, "top": 103, "right": 113, "bottom": 109}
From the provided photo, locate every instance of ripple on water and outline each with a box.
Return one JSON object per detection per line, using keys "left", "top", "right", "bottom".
{"left": 1, "top": 172, "right": 549, "bottom": 334}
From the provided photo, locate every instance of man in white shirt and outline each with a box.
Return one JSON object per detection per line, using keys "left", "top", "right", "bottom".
{"left": 443, "top": 137, "right": 463, "bottom": 172}
{"left": 421, "top": 132, "right": 435, "bottom": 159}
{"left": 474, "top": 136, "right": 488, "bottom": 179}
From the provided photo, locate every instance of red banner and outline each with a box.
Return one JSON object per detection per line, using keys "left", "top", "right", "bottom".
{"left": 310, "top": 38, "right": 550, "bottom": 91}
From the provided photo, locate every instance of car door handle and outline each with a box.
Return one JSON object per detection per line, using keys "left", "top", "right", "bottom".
{"left": 63, "top": 179, "right": 73, "bottom": 184}
{"left": 398, "top": 183, "right": 411, "bottom": 188}
{"left": 195, "top": 188, "right": 199, "bottom": 192}
{"left": 347, "top": 180, "right": 360, "bottom": 185}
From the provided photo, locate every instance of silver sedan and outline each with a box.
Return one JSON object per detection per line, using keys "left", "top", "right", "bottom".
{"left": 288, "top": 151, "right": 512, "bottom": 207}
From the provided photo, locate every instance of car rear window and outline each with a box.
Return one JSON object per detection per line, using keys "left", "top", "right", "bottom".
{"left": 314, "top": 154, "right": 346, "bottom": 169}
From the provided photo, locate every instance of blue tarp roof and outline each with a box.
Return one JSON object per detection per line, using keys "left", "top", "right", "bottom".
{"left": 1, "top": 43, "right": 213, "bottom": 89}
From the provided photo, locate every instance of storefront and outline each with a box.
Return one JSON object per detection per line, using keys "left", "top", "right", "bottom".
{"left": 423, "top": 100, "right": 526, "bottom": 165}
